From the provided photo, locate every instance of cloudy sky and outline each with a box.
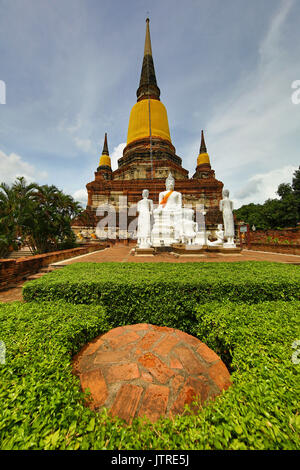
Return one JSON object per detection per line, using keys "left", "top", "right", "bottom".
{"left": 0, "top": 0, "right": 299, "bottom": 208}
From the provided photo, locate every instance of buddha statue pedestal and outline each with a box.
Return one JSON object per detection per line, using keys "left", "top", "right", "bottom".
{"left": 134, "top": 247, "right": 155, "bottom": 256}
{"left": 151, "top": 209, "right": 182, "bottom": 247}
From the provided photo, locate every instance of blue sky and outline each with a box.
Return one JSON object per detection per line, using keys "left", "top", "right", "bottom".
{"left": 0, "top": 0, "right": 299, "bottom": 208}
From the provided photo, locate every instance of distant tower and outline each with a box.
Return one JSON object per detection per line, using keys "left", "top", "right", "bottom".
{"left": 97, "top": 133, "right": 112, "bottom": 180}
{"left": 193, "top": 130, "right": 215, "bottom": 179}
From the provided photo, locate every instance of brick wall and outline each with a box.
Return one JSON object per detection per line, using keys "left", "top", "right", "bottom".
{"left": 245, "top": 227, "right": 300, "bottom": 255}
{"left": 0, "top": 244, "right": 106, "bottom": 290}
{"left": 249, "top": 227, "right": 300, "bottom": 244}
{"left": 248, "top": 243, "right": 300, "bottom": 255}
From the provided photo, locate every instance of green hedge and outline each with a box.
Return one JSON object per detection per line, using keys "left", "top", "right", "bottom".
{"left": 23, "top": 262, "right": 300, "bottom": 329}
{"left": 0, "top": 300, "right": 299, "bottom": 450}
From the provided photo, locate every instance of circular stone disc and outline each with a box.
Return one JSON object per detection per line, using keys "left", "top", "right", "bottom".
{"left": 72, "top": 324, "right": 231, "bottom": 424}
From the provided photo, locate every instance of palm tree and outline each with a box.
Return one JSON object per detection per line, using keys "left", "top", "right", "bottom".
{"left": 0, "top": 177, "right": 82, "bottom": 256}
{"left": 28, "top": 184, "right": 82, "bottom": 253}
{"left": 0, "top": 182, "right": 19, "bottom": 254}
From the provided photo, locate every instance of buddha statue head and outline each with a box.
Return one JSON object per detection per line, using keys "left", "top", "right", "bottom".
{"left": 165, "top": 172, "right": 175, "bottom": 191}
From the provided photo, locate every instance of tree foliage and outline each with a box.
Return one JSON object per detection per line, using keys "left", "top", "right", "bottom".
{"left": 292, "top": 166, "right": 300, "bottom": 214}
{"left": 234, "top": 167, "right": 300, "bottom": 229}
{"left": 0, "top": 177, "right": 82, "bottom": 256}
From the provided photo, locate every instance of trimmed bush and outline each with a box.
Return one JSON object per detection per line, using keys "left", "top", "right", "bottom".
{"left": 0, "top": 302, "right": 111, "bottom": 450}
{"left": 0, "top": 300, "right": 299, "bottom": 450}
{"left": 23, "top": 262, "right": 300, "bottom": 329}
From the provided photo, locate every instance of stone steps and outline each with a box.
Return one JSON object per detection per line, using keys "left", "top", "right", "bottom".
{"left": 26, "top": 273, "right": 46, "bottom": 280}
{"left": 39, "top": 267, "right": 55, "bottom": 273}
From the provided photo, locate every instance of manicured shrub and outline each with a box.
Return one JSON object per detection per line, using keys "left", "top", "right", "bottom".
{"left": 0, "top": 299, "right": 299, "bottom": 450}
{"left": 23, "top": 262, "right": 300, "bottom": 329}
{"left": 189, "top": 301, "right": 300, "bottom": 450}
{"left": 0, "top": 302, "right": 111, "bottom": 450}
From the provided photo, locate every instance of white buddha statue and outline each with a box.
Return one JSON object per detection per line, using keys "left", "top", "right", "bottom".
{"left": 136, "top": 189, "right": 153, "bottom": 248}
{"left": 208, "top": 224, "right": 224, "bottom": 246}
{"left": 220, "top": 189, "right": 236, "bottom": 247}
{"left": 155, "top": 172, "right": 182, "bottom": 213}
{"left": 182, "top": 216, "right": 198, "bottom": 245}
{"left": 151, "top": 173, "right": 200, "bottom": 247}
{"left": 152, "top": 173, "right": 183, "bottom": 246}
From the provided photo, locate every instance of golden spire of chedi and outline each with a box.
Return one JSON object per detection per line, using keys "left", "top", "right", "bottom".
{"left": 127, "top": 18, "right": 171, "bottom": 146}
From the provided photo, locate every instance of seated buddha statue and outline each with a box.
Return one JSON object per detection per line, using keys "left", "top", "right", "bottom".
{"left": 152, "top": 173, "right": 185, "bottom": 246}
{"left": 155, "top": 172, "right": 182, "bottom": 213}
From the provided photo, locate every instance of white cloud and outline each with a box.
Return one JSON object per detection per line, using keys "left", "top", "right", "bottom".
{"left": 233, "top": 164, "right": 297, "bottom": 208}
{"left": 1, "top": 0, "right": 298, "bottom": 204}
{"left": 58, "top": 114, "right": 95, "bottom": 154}
{"left": 73, "top": 188, "right": 88, "bottom": 207}
{"left": 110, "top": 142, "right": 126, "bottom": 170}
{"left": 259, "top": 0, "right": 294, "bottom": 63}
{"left": 204, "top": 0, "right": 299, "bottom": 197}
{"left": 73, "top": 137, "right": 93, "bottom": 153}
{"left": 66, "top": 114, "right": 83, "bottom": 134}
{"left": 0, "top": 149, "right": 47, "bottom": 184}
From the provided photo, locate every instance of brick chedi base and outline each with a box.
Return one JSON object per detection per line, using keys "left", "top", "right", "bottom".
{"left": 72, "top": 324, "right": 231, "bottom": 424}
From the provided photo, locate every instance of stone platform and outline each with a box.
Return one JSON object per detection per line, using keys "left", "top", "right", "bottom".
{"left": 134, "top": 247, "right": 155, "bottom": 256}
{"left": 133, "top": 244, "right": 242, "bottom": 256}
{"left": 172, "top": 244, "right": 208, "bottom": 255}
{"left": 219, "top": 247, "right": 242, "bottom": 254}
{"left": 46, "top": 244, "right": 300, "bottom": 266}
{"left": 72, "top": 324, "right": 231, "bottom": 424}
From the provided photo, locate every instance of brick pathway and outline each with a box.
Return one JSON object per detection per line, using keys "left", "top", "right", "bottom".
{"left": 72, "top": 324, "right": 230, "bottom": 424}
{"left": 53, "top": 244, "right": 300, "bottom": 265}
{"left": 0, "top": 282, "right": 24, "bottom": 302}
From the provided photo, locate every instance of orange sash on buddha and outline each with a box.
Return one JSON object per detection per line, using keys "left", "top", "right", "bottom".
{"left": 159, "top": 190, "right": 173, "bottom": 207}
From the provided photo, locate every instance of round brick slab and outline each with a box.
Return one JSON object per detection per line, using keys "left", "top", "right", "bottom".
{"left": 72, "top": 324, "right": 231, "bottom": 424}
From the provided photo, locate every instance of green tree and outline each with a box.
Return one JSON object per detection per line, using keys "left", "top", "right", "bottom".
{"left": 0, "top": 177, "right": 82, "bottom": 256}
{"left": 234, "top": 203, "right": 268, "bottom": 230}
{"left": 0, "top": 177, "right": 38, "bottom": 245}
{"left": 262, "top": 197, "right": 298, "bottom": 229}
{"left": 292, "top": 166, "right": 300, "bottom": 216}
{"left": 292, "top": 166, "right": 300, "bottom": 193}
{"left": 234, "top": 168, "right": 299, "bottom": 229}
{"left": 26, "top": 184, "right": 82, "bottom": 253}
{"left": 0, "top": 182, "right": 17, "bottom": 251}
{"left": 276, "top": 183, "right": 293, "bottom": 199}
